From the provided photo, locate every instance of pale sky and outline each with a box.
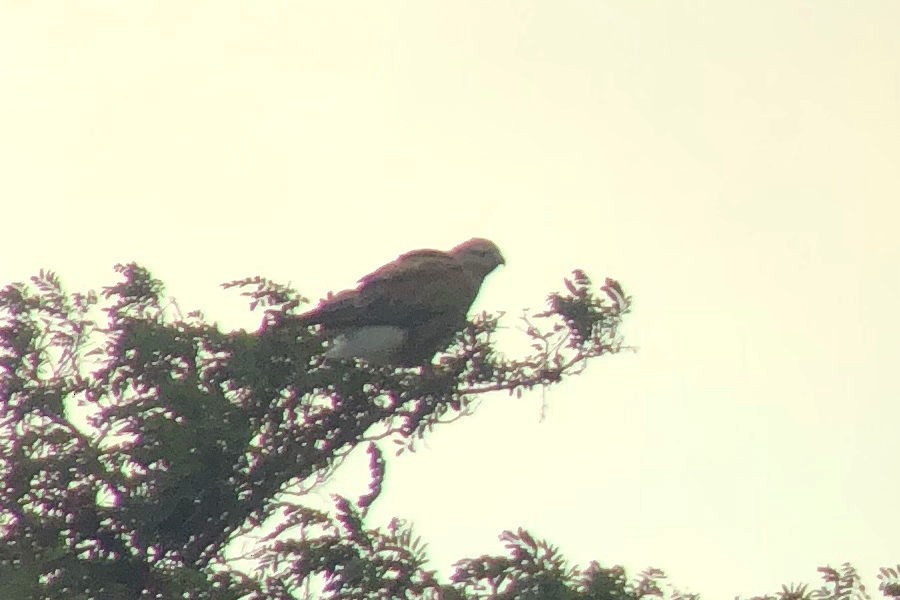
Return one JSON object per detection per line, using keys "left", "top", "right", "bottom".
{"left": 2, "top": 2, "right": 899, "bottom": 598}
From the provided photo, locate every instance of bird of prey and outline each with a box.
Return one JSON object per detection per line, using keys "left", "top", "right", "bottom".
{"left": 293, "top": 238, "right": 505, "bottom": 366}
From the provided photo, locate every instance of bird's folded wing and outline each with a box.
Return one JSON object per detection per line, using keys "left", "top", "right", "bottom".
{"left": 292, "top": 288, "right": 361, "bottom": 327}
{"left": 297, "top": 249, "right": 477, "bottom": 329}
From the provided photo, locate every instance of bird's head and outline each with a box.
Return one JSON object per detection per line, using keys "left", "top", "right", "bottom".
{"left": 450, "top": 238, "right": 505, "bottom": 280}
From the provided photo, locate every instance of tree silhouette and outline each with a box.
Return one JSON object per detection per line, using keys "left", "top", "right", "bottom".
{"left": 0, "top": 265, "right": 894, "bottom": 599}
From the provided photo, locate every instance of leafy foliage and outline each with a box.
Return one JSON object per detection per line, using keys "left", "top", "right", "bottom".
{"left": 744, "top": 564, "right": 875, "bottom": 600}
{"left": 0, "top": 265, "right": 892, "bottom": 599}
{"left": 878, "top": 565, "right": 900, "bottom": 599}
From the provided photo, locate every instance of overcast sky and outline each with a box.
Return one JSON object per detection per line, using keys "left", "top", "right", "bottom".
{"left": 2, "top": 2, "right": 898, "bottom": 597}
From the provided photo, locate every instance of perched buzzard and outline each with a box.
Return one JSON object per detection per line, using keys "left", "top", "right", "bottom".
{"left": 294, "top": 238, "right": 504, "bottom": 366}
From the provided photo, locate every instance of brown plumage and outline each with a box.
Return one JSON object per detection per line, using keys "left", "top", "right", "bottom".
{"left": 295, "top": 238, "right": 504, "bottom": 366}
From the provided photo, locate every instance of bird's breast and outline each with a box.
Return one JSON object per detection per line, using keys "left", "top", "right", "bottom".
{"left": 324, "top": 325, "right": 408, "bottom": 365}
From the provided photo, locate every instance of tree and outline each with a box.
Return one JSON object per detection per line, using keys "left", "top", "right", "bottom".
{"left": 0, "top": 265, "right": 894, "bottom": 599}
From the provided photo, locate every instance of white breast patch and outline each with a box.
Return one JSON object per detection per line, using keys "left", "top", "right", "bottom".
{"left": 324, "top": 325, "right": 408, "bottom": 364}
